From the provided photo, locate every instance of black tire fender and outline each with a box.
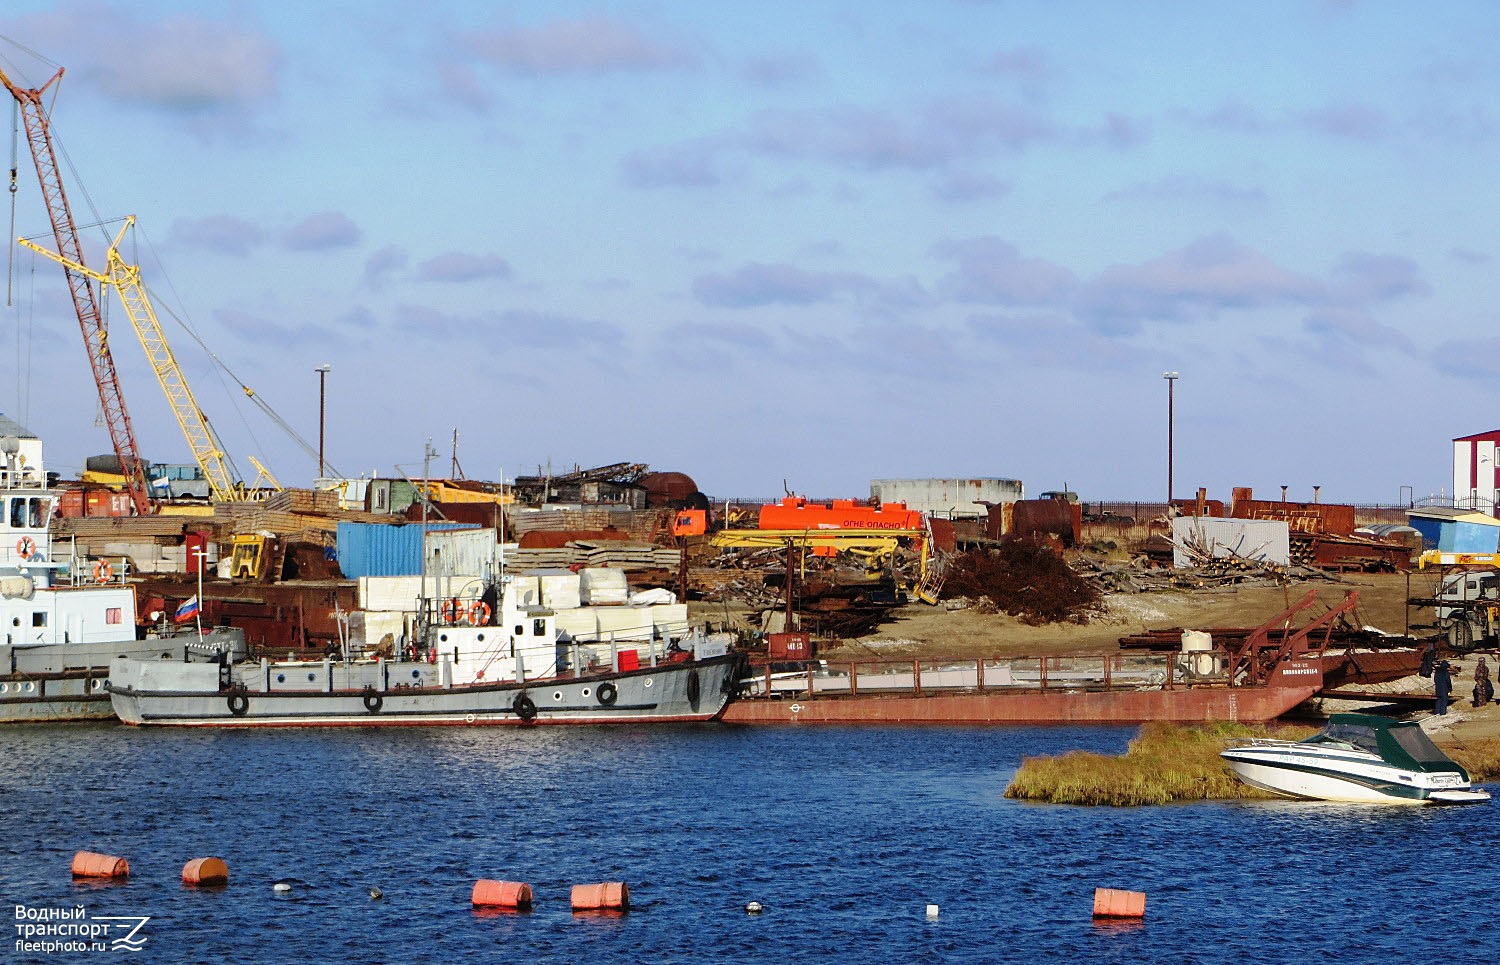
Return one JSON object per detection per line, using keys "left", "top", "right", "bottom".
{"left": 596, "top": 681, "right": 618, "bottom": 706}
{"left": 227, "top": 692, "right": 249, "bottom": 717}
{"left": 686, "top": 669, "right": 701, "bottom": 708}
{"left": 513, "top": 693, "right": 538, "bottom": 721}
{"left": 362, "top": 689, "right": 383, "bottom": 713}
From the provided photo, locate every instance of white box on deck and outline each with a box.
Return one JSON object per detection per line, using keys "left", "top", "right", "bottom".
{"left": 535, "top": 569, "right": 582, "bottom": 609}
{"left": 579, "top": 567, "right": 629, "bottom": 605}
{"left": 595, "top": 606, "right": 656, "bottom": 641}
{"left": 552, "top": 607, "right": 600, "bottom": 641}
{"left": 651, "top": 603, "right": 690, "bottom": 639}
{"left": 505, "top": 574, "right": 542, "bottom": 607}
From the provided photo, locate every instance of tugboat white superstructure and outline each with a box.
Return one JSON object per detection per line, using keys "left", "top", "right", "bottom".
{"left": 0, "top": 417, "right": 242, "bottom": 722}
{"left": 1221, "top": 712, "right": 1491, "bottom": 805}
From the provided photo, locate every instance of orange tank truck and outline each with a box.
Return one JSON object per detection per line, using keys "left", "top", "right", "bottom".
{"left": 757, "top": 497, "right": 926, "bottom": 532}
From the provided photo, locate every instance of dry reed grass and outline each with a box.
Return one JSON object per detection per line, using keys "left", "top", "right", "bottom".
{"left": 1445, "top": 739, "right": 1500, "bottom": 781}
{"left": 1005, "top": 721, "right": 1318, "bottom": 806}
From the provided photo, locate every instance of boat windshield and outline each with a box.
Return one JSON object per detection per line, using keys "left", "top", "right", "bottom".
{"left": 1388, "top": 726, "right": 1456, "bottom": 766}
{"left": 1314, "top": 722, "right": 1380, "bottom": 754}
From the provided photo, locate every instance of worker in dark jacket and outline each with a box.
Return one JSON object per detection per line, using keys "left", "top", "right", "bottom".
{"left": 1434, "top": 660, "right": 1453, "bottom": 715}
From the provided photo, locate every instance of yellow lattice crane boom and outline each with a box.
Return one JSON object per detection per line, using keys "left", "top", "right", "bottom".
{"left": 21, "top": 217, "right": 245, "bottom": 501}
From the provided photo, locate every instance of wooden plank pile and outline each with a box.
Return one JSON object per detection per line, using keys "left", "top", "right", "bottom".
{"left": 208, "top": 489, "right": 401, "bottom": 544}
{"left": 504, "top": 540, "right": 682, "bottom": 572}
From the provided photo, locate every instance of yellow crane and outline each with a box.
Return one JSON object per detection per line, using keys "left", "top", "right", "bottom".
{"left": 21, "top": 217, "right": 247, "bottom": 501}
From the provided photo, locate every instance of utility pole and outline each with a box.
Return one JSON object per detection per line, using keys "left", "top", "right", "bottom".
{"left": 1163, "top": 371, "right": 1179, "bottom": 506}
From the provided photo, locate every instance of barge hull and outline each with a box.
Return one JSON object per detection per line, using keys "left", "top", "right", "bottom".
{"left": 721, "top": 685, "right": 1322, "bottom": 725}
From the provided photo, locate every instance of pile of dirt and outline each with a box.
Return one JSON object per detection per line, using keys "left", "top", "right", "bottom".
{"left": 939, "top": 539, "right": 1106, "bottom": 626}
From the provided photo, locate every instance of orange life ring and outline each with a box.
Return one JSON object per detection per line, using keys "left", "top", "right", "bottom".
{"left": 467, "top": 601, "right": 491, "bottom": 626}
{"left": 440, "top": 598, "right": 463, "bottom": 624}
{"left": 15, "top": 537, "right": 35, "bottom": 559}
{"left": 93, "top": 560, "right": 113, "bottom": 584}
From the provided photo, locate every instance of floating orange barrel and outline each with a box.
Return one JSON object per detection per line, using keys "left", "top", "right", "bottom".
{"left": 71, "top": 851, "right": 129, "bottom": 879}
{"left": 471, "top": 879, "right": 533, "bottom": 909}
{"left": 1092, "top": 888, "right": 1146, "bottom": 918}
{"left": 182, "top": 857, "right": 230, "bottom": 886}
{"left": 571, "top": 882, "right": 629, "bottom": 912}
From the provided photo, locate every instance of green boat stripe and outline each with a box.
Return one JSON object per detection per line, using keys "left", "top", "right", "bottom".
{"left": 1227, "top": 755, "right": 1428, "bottom": 800}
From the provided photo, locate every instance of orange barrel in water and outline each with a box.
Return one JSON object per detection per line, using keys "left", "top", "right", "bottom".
{"left": 1092, "top": 888, "right": 1146, "bottom": 918}
{"left": 471, "top": 880, "right": 533, "bottom": 909}
{"left": 571, "top": 882, "right": 630, "bottom": 912}
{"left": 182, "top": 857, "right": 230, "bottom": 886}
{"left": 71, "top": 851, "right": 129, "bottom": 879}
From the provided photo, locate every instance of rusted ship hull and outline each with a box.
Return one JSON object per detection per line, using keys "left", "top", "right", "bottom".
{"left": 722, "top": 683, "right": 1322, "bottom": 725}
{"left": 1318, "top": 648, "right": 1424, "bottom": 689}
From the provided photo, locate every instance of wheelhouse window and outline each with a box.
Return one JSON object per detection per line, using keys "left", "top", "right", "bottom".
{"left": 31, "top": 612, "right": 46, "bottom": 628}
{"left": 533, "top": 619, "right": 546, "bottom": 636}
{"left": 106, "top": 608, "right": 122, "bottom": 625}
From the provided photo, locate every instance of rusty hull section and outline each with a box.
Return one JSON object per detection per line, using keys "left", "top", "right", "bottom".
{"left": 721, "top": 681, "right": 1322, "bottom": 725}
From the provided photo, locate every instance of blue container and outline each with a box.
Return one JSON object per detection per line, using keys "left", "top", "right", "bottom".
{"left": 1444, "top": 520, "right": 1500, "bottom": 554}
{"left": 335, "top": 522, "right": 476, "bottom": 578}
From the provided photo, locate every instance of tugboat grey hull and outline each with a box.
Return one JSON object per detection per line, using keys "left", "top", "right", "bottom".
{"left": 1, "top": 629, "right": 245, "bottom": 723}
{"left": 108, "top": 652, "right": 742, "bottom": 727}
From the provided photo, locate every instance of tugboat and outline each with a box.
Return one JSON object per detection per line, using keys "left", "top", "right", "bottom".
{"left": 107, "top": 580, "right": 743, "bottom": 727}
{"left": 0, "top": 417, "right": 243, "bottom": 722}
{"left": 1220, "top": 712, "right": 1491, "bottom": 804}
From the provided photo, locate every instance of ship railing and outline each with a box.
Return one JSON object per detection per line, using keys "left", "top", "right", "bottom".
{"left": 741, "top": 650, "right": 1238, "bottom": 699}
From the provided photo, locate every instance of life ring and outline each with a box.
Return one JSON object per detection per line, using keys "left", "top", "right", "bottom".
{"left": 226, "top": 692, "right": 249, "bottom": 717}
{"left": 686, "top": 669, "right": 701, "bottom": 708}
{"left": 467, "top": 600, "right": 491, "bottom": 626}
{"left": 14, "top": 536, "right": 35, "bottom": 559}
{"left": 440, "top": 598, "right": 464, "bottom": 624}
{"left": 513, "top": 693, "right": 537, "bottom": 721}
{"left": 362, "top": 689, "right": 383, "bottom": 713}
{"left": 93, "top": 560, "right": 113, "bottom": 584}
{"left": 596, "top": 681, "right": 618, "bottom": 706}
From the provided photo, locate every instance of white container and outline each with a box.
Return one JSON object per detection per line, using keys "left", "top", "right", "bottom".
{"left": 579, "top": 567, "right": 629, "bottom": 605}
{"left": 536, "top": 569, "right": 582, "bottom": 609}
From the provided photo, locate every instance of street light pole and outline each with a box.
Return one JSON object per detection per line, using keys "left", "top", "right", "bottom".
{"left": 315, "top": 364, "right": 331, "bottom": 479}
{"left": 1163, "top": 371, "right": 1179, "bottom": 507}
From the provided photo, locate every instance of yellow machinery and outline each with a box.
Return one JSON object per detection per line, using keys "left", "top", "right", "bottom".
{"left": 710, "top": 527, "right": 940, "bottom": 604}
{"left": 22, "top": 217, "right": 254, "bottom": 502}
{"left": 229, "top": 534, "right": 269, "bottom": 580}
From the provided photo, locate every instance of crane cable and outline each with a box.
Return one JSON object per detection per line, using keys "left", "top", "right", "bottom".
{"left": 133, "top": 222, "right": 341, "bottom": 478}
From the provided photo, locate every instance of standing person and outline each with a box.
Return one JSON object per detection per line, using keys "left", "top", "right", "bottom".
{"left": 1474, "top": 656, "right": 1493, "bottom": 707}
{"left": 1434, "top": 660, "right": 1453, "bottom": 715}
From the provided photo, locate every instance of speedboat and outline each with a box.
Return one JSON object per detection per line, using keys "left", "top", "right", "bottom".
{"left": 1220, "top": 712, "right": 1491, "bottom": 805}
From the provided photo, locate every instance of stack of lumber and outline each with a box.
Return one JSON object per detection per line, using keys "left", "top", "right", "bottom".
{"left": 211, "top": 489, "right": 402, "bottom": 544}
{"left": 504, "top": 540, "right": 682, "bottom": 572}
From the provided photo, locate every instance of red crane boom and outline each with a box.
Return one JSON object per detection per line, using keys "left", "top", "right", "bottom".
{"left": 1, "top": 65, "right": 150, "bottom": 514}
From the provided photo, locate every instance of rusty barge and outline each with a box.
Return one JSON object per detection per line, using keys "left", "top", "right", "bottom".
{"left": 723, "top": 589, "right": 1409, "bottom": 725}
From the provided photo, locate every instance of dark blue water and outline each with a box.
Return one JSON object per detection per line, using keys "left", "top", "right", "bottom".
{"left": 0, "top": 723, "right": 1488, "bottom": 962}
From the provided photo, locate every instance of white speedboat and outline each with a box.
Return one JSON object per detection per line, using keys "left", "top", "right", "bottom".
{"left": 1220, "top": 712, "right": 1491, "bottom": 805}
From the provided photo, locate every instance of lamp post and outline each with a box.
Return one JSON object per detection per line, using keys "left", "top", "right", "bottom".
{"left": 1163, "top": 371, "right": 1179, "bottom": 507}
{"left": 315, "top": 364, "right": 331, "bottom": 479}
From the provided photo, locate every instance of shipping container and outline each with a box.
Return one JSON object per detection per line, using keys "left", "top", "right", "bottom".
{"left": 425, "top": 528, "right": 499, "bottom": 581}
{"left": 335, "top": 522, "right": 476, "bottom": 578}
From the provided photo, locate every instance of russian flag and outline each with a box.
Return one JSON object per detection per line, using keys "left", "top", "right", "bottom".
{"left": 174, "top": 596, "right": 200, "bottom": 623}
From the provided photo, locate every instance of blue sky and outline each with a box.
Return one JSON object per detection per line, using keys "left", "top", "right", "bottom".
{"left": 0, "top": 1, "right": 1495, "bottom": 505}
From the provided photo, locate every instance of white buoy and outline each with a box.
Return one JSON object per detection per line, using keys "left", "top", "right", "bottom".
{"left": 273, "top": 882, "right": 292, "bottom": 893}
{"left": 745, "top": 901, "right": 763, "bottom": 915}
{"left": 926, "top": 904, "right": 939, "bottom": 919}
{"left": 369, "top": 887, "right": 383, "bottom": 900}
